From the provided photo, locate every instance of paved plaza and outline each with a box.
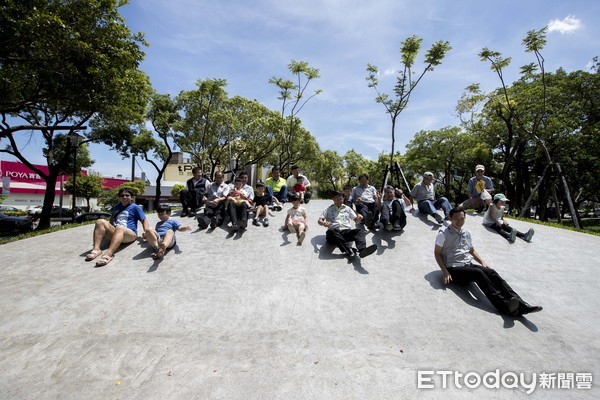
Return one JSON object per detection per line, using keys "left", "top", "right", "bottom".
{"left": 0, "top": 200, "right": 598, "bottom": 399}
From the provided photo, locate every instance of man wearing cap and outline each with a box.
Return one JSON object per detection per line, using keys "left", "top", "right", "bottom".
{"left": 460, "top": 165, "right": 494, "bottom": 213}
{"left": 409, "top": 172, "right": 452, "bottom": 224}
{"left": 435, "top": 206, "right": 542, "bottom": 316}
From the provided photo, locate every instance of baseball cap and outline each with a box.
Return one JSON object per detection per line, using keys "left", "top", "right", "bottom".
{"left": 475, "top": 165, "right": 485, "bottom": 172}
{"left": 493, "top": 193, "right": 509, "bottom": 202}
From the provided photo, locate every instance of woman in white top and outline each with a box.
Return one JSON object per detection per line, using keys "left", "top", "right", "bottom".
{"left": 483, "top": 194, "right": 534, "bottom": 243}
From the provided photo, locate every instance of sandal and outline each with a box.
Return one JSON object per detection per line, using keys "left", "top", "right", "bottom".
{"left": 85, "top": 249, "right": 102, "bottom": 261}
{"left": 95, "top": 254, "right": 114, "bottom": 266}
{"left": 151, "top": 244, "right": 166, "bottom": 259}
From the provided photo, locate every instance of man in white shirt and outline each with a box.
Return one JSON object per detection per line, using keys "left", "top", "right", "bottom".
{"left": 409, "top": 171, "right": 451, "bottom": 224}
{"left": 287, "top": 165, "right": 312, "bottom": 203}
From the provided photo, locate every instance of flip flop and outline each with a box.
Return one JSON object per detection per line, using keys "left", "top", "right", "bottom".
{"left": 95, "top": 254, "right": 113, "bottom": 266}
{"left": 85, "top": 249, "right": 102, "bottom": 261}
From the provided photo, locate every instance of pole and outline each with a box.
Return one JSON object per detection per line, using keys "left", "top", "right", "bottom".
{"left": 71, "top": 144, "right": 78, "bottom": 224}
{"left": 131, "top": 154, "right": 135, "bottom": 182}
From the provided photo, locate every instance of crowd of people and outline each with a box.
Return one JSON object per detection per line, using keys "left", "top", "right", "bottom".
{"left": 84, "top": 164, "right": 542, "bottom": 317}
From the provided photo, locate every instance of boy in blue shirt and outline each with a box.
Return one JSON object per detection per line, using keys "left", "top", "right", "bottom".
{"left": 146, "top": 205, "right": 192, "bottom": 258}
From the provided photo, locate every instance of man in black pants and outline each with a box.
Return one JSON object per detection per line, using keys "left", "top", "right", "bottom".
{"left": 318, "top": 191, "right": 377, "bottom": 259}
{"left": 434, "top": 207, "right": 542, "bottom": 317}
{"left": 180, "top": 167, "right": 210, "bottom": 217}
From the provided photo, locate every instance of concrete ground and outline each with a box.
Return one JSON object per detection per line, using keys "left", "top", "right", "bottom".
{"left": 0, "top": 200, "right": 598, "bottom": 400}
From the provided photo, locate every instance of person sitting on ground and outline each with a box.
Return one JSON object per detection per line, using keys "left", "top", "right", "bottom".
{"left": 145, "top": 205, "right": 192, "bottom": 259}
{"left": 197, "top": 171, "right": 230, "bottom": 229}
{"left": 287, "top": 165, "right": 312, "bottom": 203}
{"left": 460, "top": 164, "right": 494, "bottom": 213}
{"left": 85, "top": 187, "right": 149, "bottom": 267}
{"left": 285, "top": 194, "right": 308, "bottom": 245}
{"left": 483, "top": 194, "right": 535, "bottom": 243}
{"left": 434, "top": 207, "right": 542, "bottom": 316}
{"left": 318, "top": 190, "right": 377, "bottom": 259}
{"left": 343, "top": 185, "right": 354, "bottom": 209}
{"left": 350, "top": 173, "right": 380, "bottom": 230}
{"left": 264, "top": 166, "right": 287, "bottom": 210}
{"left": 377, "top": 185, "right": 408, "bottom": 231}
{"left": 409, "top": 171, "right": 452, "bottom": 224}
{"left": 293, "top": 176, "right": 307, "bottom": 203}
{"left": 226, "top": 176, "right": 252, "bottom": 232}
{"left": 180, "top": 167, "right": 210, "bottom": 217}
{"left": 395, "top": 188, "right": 413, "bottom": 209}
{"left": 252, "top": 182, "right": 272, "bottom": 227}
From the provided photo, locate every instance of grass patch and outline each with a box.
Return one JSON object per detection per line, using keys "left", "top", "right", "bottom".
{"left": 509, "top": 216, "right": 600, "bottom": 237}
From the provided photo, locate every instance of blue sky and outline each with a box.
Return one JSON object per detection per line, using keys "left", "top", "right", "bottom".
{"left": 3, "top": 0, "right": 599, "bottom": 181}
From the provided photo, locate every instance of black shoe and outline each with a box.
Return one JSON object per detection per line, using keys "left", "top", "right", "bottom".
{"left": 231, "top": 223, "right": 239, "bottom": 232}
{"left": 273, "top": 205, "right": 282, "bottom": 211}
{"left": 345, "top": 248, "right": 358, "bottom": 258}
{"left": 240, "top": 219, "right": 248, "bottom": 230}
{"left": 507, "top": 297, "right": 521, "bottom": 316}
{"left": 359, "top": 244, "right": 377, "bottom": 258}
{"left": 434, "top": 214, "right": 444, "bottom": 224}
{"left": 263, "top": 218, "right": 269, "bottom": 227}
{"left": 197, "top": 216, "right": 208, "bottom": 229}
{"left": 252, "top": 218, "right": 260, "bottom": 226}
{"left": 210, "top": 216, "right": 218, "bottom": 229}
{"left": 520, "top": 303, "right": 543, "bottom": 315}
{"left": 181, "top": 210, "right": 188, "bottom": 217}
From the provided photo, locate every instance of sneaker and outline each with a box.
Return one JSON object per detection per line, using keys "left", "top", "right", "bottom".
{"left": 252, "top": 219, "right": 260, "bottom": 226}
{"left": 273, "top": 205, "right": 282, "bottom": 211}
{"left": 385, "top": 223, "right": 393, "bottom": 231}
{"left": 263, "top": 218, "right": 269, "bottom": 227}
{"left": 197, "top": 216, "right": 208, "bottom": 229}
{"left": 231, "top": 223, "right": 239, "bottom": 232}
{"left": 509, "top": 229, "right": 517, "bottom": 243}
{"left": 393, "top": 222, "right": 403, "bottom": 231}
{"left": 210, "top": 216, "right": 218, "bottom": 229}
{"left": 524, "top": 228, "right": 535, "bottom": 242}
{"left": 297, "top": 231, "right": 306, "bottom": 245}
{"left": 359, "top": 244, "right": 377, "bottom": 258}
{"left": 434, "top": 214, "right": 444, "bottom": 224}
{"left": 240, "top": 219, "right": 248, "bottom": 230}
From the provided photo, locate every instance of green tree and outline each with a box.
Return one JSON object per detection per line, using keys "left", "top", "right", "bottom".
{"left": 0, "top": 0, "right": 151, "bottom": 228}
{"left": 270, "top": 60, "right": 322, "bottom": 174}
{"left": 404, "top": 127, "right": 488, "bottom": 202}
{"left": 175, "top": 78, "right": 229, "bottom": 175}
{"left": 343, "top": 149, "right": 371, "bottom": 188}
{"left": 312, "top": 150, "right": 343, "bottom": 197}
{"left": 98, "top": 181, "right": 146, "bottom": 210}
{"left": 131, "top": 92, "right": 180, "bottom": 209}
{"left": 65, "top": 173, "right": 104, "bottom": 211}
{"left": 366, "top": 36, "right": 451, "bottom": 171}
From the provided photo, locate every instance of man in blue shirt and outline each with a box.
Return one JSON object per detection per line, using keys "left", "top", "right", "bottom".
{"left": 85, "top": 188, "right": 149, "bottom": 266}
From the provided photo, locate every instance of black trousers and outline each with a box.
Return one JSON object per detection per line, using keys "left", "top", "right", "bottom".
{"left": 447, "top": 263, "right": 525, "bottom": 315}
{"left": 379, "top": 200, "right": 407, "bottom": 229}
{"left": 204, "top": 201, "right": 225, "bottom": 223}
{"left": 180, "top": 189, "right": 205, "bottom": 211}
{"left": 489, "top": 223, "right": 526, "bottom": 239}
{"left": 228, "top": 201, "right": 248, "bottom": 226}
{"left": 325, "top": 228, "right": 367, "bottom": 254}
{"left": 355, "top": 201, "right": 379, "bottom": 227}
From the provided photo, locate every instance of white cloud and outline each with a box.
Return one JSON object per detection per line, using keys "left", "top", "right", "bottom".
{"left": 547, "top": 16, "right": 582, "bottom": 34}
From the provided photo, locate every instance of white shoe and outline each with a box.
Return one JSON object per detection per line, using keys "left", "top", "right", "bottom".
{"left": 509, "top": 229, "right": 517, "bottom": 242}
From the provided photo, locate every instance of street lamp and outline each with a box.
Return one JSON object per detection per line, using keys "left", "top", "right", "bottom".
{"left": 68, "top": 132, "right": 83, "bottom": 223}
